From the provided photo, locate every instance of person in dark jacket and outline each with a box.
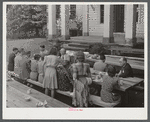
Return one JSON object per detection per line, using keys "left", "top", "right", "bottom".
{"left": 118, "top": 57, "right": 133, "bottom": 78}
{"left": 7, "top": 47, "right": 18, "bottom": 71}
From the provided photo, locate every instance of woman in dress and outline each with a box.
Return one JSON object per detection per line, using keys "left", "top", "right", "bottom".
{"left": 38, "top": 55, "right": 45, "bottom": 83}
{"left": 30, "top": 54, "right": 41, "bottom": 81}
{"left": 56, "top": 48, "right": 73, "bottom": 92}
{"left": 72, "top": 51, "right": 92, "bottom": 107}
{"left": 101, "top": 65, "right": 120, "bottom": 103}
{"left": 42, "top": 47, "right": 60, "bottom": 98}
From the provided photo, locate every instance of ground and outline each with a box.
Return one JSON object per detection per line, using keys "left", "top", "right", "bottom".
{"left": 7, "top": 38, "right": 49, "bottom": 60}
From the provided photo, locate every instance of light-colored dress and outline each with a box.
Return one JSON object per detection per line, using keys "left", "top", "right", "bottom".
{"left": 38, "top": 60, "right": 44, "bottom": 83}
{"left": 72, "top": 62, "right": 91, "bottom": 107}
{"left": 43, "top": 55, "right": 60, "bottom": 89}
{"left": 14, "top": 54, "right": 22, "bottom": 76}
{"left": 30, "top": 60, "right": 38, "bottom": 81}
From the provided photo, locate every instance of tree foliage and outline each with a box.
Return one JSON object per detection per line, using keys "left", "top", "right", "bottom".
{"left": 7, "top": 5, "right": 47, "bottom": 39}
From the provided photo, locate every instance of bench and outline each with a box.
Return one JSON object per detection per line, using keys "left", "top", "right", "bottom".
{"left": 89, "top": 95, "right": 121, "bottom": 107}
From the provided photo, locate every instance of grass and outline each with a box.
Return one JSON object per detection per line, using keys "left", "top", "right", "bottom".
{"left": 6, "top": 38, "right": 50, "bottom": 61}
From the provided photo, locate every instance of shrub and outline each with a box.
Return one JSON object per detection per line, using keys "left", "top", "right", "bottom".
{"left": 89, "top": 43, "right": 106, "bottom": 55}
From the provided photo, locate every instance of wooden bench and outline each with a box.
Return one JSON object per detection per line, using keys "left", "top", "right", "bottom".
{"left": 7, "top": 79, "right": 70, "bottom": 107}
{"left": 89, "top": 95, "right": 121, "bottom": 107}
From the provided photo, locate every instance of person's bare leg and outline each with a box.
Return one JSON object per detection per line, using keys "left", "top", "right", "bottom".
{"left": 45, "top": 88, "right": 49, "bottom": 95}
{"left": 51, "top": 89, "right": 55, "bottom": 98}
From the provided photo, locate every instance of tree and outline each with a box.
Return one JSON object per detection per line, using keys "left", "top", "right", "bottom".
{"left": 7, "top": 5, "right": 47, "bottom": 39}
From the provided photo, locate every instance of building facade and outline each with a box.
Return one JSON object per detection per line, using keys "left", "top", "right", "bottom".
{"left": 47, "top": 4, "right": 144, "bottom": 46}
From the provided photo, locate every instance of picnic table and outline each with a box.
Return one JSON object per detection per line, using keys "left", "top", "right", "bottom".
{"left": 90, "top": 68, "right": 144, "bottom": 106}
{"left": 7, "top": 79, "right": 70, "bottom": 108}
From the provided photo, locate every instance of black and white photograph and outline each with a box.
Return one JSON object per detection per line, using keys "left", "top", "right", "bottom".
{"left": 3, "top": 2, "right": 147, "bottom": 120}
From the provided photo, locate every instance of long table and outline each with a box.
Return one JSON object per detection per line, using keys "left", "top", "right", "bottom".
{"left": 90, "top": 68, "right": 144, "bottom": 106}
{"left": 7, "top": 80, "right": 70, "bottom": 108}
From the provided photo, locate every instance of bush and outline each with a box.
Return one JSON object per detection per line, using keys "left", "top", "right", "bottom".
{"left": 89, "top": 43, "right": 106, "bottom": 55}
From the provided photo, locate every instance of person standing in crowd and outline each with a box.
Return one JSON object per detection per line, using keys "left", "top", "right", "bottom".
{"left": 43, "top": 47, "right": 60, "bottom": 98}
{"left": 101, "top": 65, "right": 121, "bottom": 103}
{"left": 39, "top": 45, "right": 48, "bottom": 56}
{"left": 38, "top": 55, "right": 45, "bottom": 83}
{"left": 72, "top": 51, "right": 92, "bottom": 107}
{"left": 56, "top": 48, "right": 73, "bottom": 92}
{"left": 30, "top": 54, "right": 41, "bottom": 81}
{"left": 117, "top": 57, "right": 133, "bottom": 78}
{"left": 93, "top": 54, "right": 107, "bottom": 72}
{"left": 19, "top": 51, "right": 31, "bottom": 81}
{"left": 14, "top": 48, "right": 25, "bottom": 76}
{"left": 7, "top": 47, "right": 18, "bottom": 71}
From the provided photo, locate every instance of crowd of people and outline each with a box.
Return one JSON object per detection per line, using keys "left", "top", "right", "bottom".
{"left": 7, "top": 44, "right": 133, "bottom": 107}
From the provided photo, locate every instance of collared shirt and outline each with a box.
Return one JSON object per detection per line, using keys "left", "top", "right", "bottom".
{"left": 93, "top": 60, "right": 107, "bottom": 72}
{"left": 61, "top": 54, "right": 70, "bottom": 61}
{"left": 40, "top": 50, "right": 48, "bottom": 56}
{"left": 119, "top": 63, "right": 133, "bottom": 78}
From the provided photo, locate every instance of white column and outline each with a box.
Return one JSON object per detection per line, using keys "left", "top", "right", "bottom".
{"left": 82, "top": 5, "right": 89, "bottom": 36}
{"left": 103, "top": 5, "right": 114, "bottom": 43}
{"left": 47, "top": 5, "right": 56, "bottom": 40}
{"left": 125, "top": 5, "right": 137, "bottom": 46}
{"left": 60, "top": 5, "right": 70, "bottom": 40}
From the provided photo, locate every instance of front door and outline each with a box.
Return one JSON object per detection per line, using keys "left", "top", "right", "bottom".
{"left": 114, "top": 5, "right": 125, "bottom": 32}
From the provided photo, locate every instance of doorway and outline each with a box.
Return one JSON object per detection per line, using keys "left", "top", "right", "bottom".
{"left": 114, "top": 5, "right": 125, "bottom": 32}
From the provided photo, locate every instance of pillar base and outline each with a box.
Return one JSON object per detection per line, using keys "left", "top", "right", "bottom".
{"left": 103, "top": 37, "right": 114, "bottom": 43}
{"left": 48, "top": 34, "right": 57, "bottom": 40}
{"left": 83, "top": 32, "right": 89, "bottom": 36}
{"left": 61, "top": 35, "right": 70, "bottom": 40}
{"left": 125, "top": 37, "right": 137, "bottom": 47}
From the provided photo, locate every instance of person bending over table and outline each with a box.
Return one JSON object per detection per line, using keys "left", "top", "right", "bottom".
{"left": 19, "top": 51, "right": 31, "bottom": 81}
{"left": 93, "top": 54, "right": 107, "bottom": 72}
{"left": 101, "top": 65, "right": 120, "bottom": 103}
{"left": 7, "top": 47, "right": 18, "bottom": 71}
{"left": 14, "top": 48, "right": 25, "bottom": 76}
{"left": 117, "top": 57, "right": 133, "bottom": 78}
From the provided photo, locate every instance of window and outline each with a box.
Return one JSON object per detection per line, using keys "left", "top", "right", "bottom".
{"left": 136, "top": 5, "right": 139, "bottom": 23}
{"left": 100, "top": 5, "right": 104, "bottom": 23}
{"left": 70, "top": 5, "right": 76, "bottom": 19}
{"left": 56, "top": 5, "right": 60, "bottom": 19}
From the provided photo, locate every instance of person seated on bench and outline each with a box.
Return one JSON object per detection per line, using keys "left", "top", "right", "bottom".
{"left": 101, "top": 65, "right": 120, "bottom": 103}
{"left": 93, "top": 54, "right": 107, "bottom": 72}
{"left": 56, "top": 48, "right": 73, "bottom": 92}
{"left": 30, "top": 54, "right": 41, "bottom": 81}
{"left": 14, "top": 48, "right": 25, "bottom": 76}
{"left": 38, "top": 54, "right": 45, "bottom": 83}
{"left": 8, "top": 47, "right": 18, "bottom": 71}
{"left": 117, "top": 57, "right": 133, "bottom": 78}
{"left": 19, "top": 51, "right": 31, "bottom": 81}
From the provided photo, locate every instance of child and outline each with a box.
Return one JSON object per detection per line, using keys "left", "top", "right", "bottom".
{"left": 30, "top": 54, "right": 41, "bottom": 81}
{"left": 38, "top": 55, "right": 45, "bottom": 83}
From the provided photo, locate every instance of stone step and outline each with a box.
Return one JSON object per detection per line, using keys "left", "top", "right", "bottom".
{"left": 62, "top": 44, "right": 87, "bottom": 51}
{"left": 68, "top": 43, "right": 90, "bottom": 48}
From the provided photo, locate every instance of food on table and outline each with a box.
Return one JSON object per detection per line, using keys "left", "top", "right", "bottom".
{"left": 25, "top": 96, "right": 31, "bottom": 101}
{"left": 27, "top": 89, "right": 31, "bottom": 94}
